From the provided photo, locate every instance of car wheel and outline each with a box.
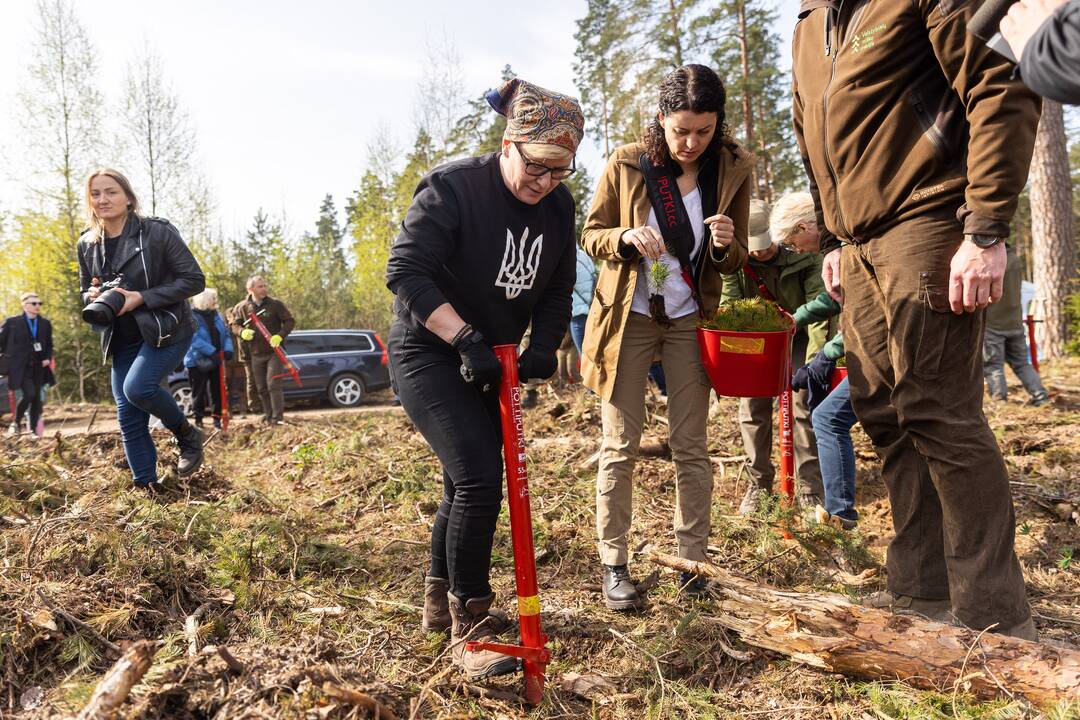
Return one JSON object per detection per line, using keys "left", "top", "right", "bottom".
{"left": 328, "top": 373, "right": 364, "bottom": 408}
{"left": 171, "top": 382, "right": 194, "bottom": 417}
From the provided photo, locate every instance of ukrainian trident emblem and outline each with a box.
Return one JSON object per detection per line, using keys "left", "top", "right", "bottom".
{"left": 495, "top": 227, "right": 543, "bottom": 300}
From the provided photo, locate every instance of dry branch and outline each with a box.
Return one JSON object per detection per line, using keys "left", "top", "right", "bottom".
{"left": 650, "top": 551, "right": 1080, "bottom": 708}
{"left": 322, "top": 681, "right": 399, "bottom": 719}
{"left": 75, "top": 640, "right": 155, "bottom": 720}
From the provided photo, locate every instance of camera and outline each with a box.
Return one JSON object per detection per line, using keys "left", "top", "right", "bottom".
{"left": 82, "top": 275, "right": 129, "bottom": 326}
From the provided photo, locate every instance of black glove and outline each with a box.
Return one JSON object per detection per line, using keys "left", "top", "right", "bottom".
{"left": 517, "top": 346, "right": 557, "bottom": 382}
{"left": 794, "top": 349, "right": 837, "bottom": 412}
{"left": 453, "top": 330, "right": 501, "bottom": 392}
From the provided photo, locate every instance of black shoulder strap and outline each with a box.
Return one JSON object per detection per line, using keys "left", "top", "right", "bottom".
{"left": 639, "top": 153, "right": 705, "bottom": 318}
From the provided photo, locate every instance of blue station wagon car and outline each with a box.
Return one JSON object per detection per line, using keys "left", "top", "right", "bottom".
{"left": 168, "top": 328, "right": 391, "bottom": 414}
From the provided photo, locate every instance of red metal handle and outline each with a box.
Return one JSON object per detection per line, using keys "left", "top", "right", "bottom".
{"left": 1026, "top": 314, "right": 1040, "bottom": 373}
{"left": 479, "top": 344, "right": 548, "bottom": 705}
{"left": 217, "top": 351, "right": 229, "bottom": 432}
{"left": 247, "top": 311, "right": 303, "bottom": 388}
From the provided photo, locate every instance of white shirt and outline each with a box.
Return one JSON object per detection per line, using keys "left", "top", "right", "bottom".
{"left": 630, "top": 187, "right": 705, "bottom": 319}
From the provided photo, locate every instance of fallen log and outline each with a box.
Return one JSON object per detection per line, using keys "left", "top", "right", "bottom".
{"left": 75, "top": 640, "right": 155, "bottom": 720}
{"left": 650, "top": 552, "right": 1080, "bottom": 708}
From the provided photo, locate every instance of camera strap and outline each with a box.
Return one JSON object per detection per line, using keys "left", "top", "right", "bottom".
{"left": 639, "top": 152, "right": 705, "bottom": 320}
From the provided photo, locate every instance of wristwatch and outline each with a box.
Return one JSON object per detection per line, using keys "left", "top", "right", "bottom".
{"left": 965, "top": 233, "right": 1005, "bottom": 249}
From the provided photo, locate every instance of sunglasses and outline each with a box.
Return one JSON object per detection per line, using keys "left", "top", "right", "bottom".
{"left": 25, "top": 301, "right": 42, "bottom": 306}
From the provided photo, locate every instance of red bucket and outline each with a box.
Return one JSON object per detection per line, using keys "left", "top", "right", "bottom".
{"left": 697, "top": 326, "right": 792, "bottom": 398}
{"left": 830, "top": 367, "right": 848, "bottom": 392}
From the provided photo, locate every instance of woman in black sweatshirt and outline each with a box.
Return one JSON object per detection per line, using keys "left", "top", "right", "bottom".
{"left": 385, "top": 78, "right": 583, "bottom": 681}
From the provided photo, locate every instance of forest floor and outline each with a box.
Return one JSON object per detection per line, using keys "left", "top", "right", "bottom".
{"left": 2, "top": 360, "right": 1079, "bottom": 719}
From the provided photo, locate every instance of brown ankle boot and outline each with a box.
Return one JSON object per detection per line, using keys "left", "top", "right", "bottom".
{"left": 448, "top": 592, "right": 519, "bottom": 680}
{"left": 422, "top": 576, "right": 451, "bottom": 633}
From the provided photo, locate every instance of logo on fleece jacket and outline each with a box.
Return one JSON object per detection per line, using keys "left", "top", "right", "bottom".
{"left": 496, "top": 227, "right": 543, "bottom": 300}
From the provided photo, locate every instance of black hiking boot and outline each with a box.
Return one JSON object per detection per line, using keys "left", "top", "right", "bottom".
{"left": 678, "top": 571, "right": 707, "bottom": 598}
{"left": 602, "top": 564, "right": 643, "bottom": 611}
{"left": 172, "top": 420, "right": 204, "bottom": 476}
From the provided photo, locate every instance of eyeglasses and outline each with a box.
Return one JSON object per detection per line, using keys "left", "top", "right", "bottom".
{"left": 25, "top": 301, "right": 41, "bottom": 306}
{"left": 515, "top": 143, "right": 576, "bottom": 180}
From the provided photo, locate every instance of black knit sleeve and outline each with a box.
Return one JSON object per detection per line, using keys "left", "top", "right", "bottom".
{"left": 385, "top": 170, "right": 460, "bottom": 323}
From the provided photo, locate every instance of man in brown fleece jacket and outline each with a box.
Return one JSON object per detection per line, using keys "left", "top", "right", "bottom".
{"left": 792, "top": 0, "right": 1041, "bottom": 640}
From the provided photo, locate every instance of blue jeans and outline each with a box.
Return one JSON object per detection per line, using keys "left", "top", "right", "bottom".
{"left": 810, "top": 376, "right": 858, "bottom": 521}
{"left": 570, "top": 315, "right": 587, "bottom": 355}
{"left": 111, "top": 340, "right": 188, "bottom": 486}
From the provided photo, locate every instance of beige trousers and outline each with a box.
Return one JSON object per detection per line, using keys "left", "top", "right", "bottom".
{"left": 596, "top": 313, "right": 714, "bottom": 565}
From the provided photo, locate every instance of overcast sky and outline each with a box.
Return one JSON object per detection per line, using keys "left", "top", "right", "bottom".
{"left": 0, "top": 1, "right": 801, "bottom": 237}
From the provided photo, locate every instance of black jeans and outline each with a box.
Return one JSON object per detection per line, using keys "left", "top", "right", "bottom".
{"left": 16, "top": 362, "right": 45, "bottom": 429}
{"left": 388, "top": 321, "right": 504, "bottom": 600}
{"left": 189, "top": 365, "right": 222, "bottom": 421}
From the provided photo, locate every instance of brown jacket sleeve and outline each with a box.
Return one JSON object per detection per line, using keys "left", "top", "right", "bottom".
{"left": 275, "top": 299, "right": 295, "bottom": 338}
{"left": 581, "top": 153, "right": 634, "bottom": 262}
{"left": 792, "top": 76, "right": 840, "bottom": 254}
{"left": 921, "top": 0, "right": 1042, "bottom": 237}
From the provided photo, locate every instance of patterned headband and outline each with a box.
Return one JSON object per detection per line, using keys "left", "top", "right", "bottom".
{"left": 485, "top": 78, "right": 584, "bottom": 154}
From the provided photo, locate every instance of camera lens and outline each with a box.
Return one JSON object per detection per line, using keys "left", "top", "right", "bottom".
{"left": 82, "top": 289, "right": 126, "bottom": 325}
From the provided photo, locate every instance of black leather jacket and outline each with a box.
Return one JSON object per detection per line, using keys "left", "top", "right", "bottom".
{"left": 77, "top": 214, "right": 205, "bottom": 359}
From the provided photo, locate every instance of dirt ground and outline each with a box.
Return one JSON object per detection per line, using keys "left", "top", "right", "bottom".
{"left": 1, "top": 361, "right": 1078, "bottom": 719}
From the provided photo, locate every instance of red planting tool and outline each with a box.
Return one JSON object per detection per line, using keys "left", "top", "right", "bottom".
{"left": 247, "top": 310, "right": 302, "bottom": 387}
{"left": 465, "top": 344, "right": 550, "bottom": 706}
{"left": 216, "top": 351, "right": 230, "bottom": 432}
{"left": 1026, "top": 314, "right": 1040, "bottom": 373}
{"left": 743, "top": 266, "right": 796, "bottom": 506}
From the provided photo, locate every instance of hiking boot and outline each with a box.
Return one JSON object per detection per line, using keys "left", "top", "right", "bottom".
{"left": 424, "top": 577, "right": 510, "bottom": 634}
{"left": 861, "top": 590, "right": 952, "bottom": 623}
{"left": 738, "top": 485, "right": 768, "bottom": 516}
{"left": 521, "top": 389, "right": 539, "bottom": 409}
{"left": 1000, "top": 616, "right": 1038, "bottom": 642}
{"left": 448, "top": 592, "right": 519, "bottom": 680}
{"left": 812, "top": 505, "right": 858, "bottom": 531}
{"left": 678, "top": 571, "right": 707, "bottom": 598}
{"left": 602, "top": 564, "right": 643, "bottom": 611}
{"left": 423, "top": 576, "right": 451, "bottom": 633}
{"left": 172, "top": 420, "right": 204, "bottom": 476}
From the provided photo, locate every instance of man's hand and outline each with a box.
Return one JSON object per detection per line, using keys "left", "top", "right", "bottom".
{"left": 114, "top": 288, "right": 144, "bottom": 316}
{"left": 822, "top": 248, "right": 843, "bottom": 303}
{"left": 269, "top": 334, "right": 283, "bottom": 349}
{"left": 41, "top": 359, "right": 50, "bottom": 367}
{"left": 704, "top": 214, "right": 735, "bottom": 249}
{"left": 1001, "top": 0, "right": 1069, "bottom": 62}
{"left": 240, "top": 328, "right": 255, "bottom": 341}
{"left": 949, "top": 240, "right": 1007, "bottom": 314}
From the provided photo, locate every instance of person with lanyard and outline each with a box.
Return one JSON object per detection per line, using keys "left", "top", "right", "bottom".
{"left": 580, "top": 64, "right": 750, "bottom": 611}
{"left": 0, "top": 292, "right": 55, "bottom": 438}
{"left": 385, "top": 78, "right": 581, "bottom": 680}
{"left": 78, "top": 169, "right": 206, "bottom": 494}
{"left": 229, "top": 276, "right": 294, "bottom": 425}
{"left": 722, "top": 194, "right": 829, "bottom": 517}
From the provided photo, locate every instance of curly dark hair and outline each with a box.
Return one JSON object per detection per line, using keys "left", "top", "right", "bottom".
{"left": 644, "top": 64, "right": 729, "bottom": 167}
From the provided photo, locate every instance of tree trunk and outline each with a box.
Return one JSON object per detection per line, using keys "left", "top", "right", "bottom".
{"left": 1029, "top": 100, "right": 1076, "bottom": 359}
{"left": 736, "top": 0, "right": 759, "bottom": 197}
{"left": 667, "top": 0, "right": 684, "bottom": 67}
{"left": 650, "top": 552, "right": 1080, "bottom": 708}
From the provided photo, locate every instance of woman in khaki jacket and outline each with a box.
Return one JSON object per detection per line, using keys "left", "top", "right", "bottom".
{"left": 580, "top": 64, "right": 751, "bottom": 610}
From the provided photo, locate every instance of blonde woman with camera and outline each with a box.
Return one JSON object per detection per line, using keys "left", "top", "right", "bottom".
{"left": 77, "top": 169, "right": 205, "bottom": 493}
